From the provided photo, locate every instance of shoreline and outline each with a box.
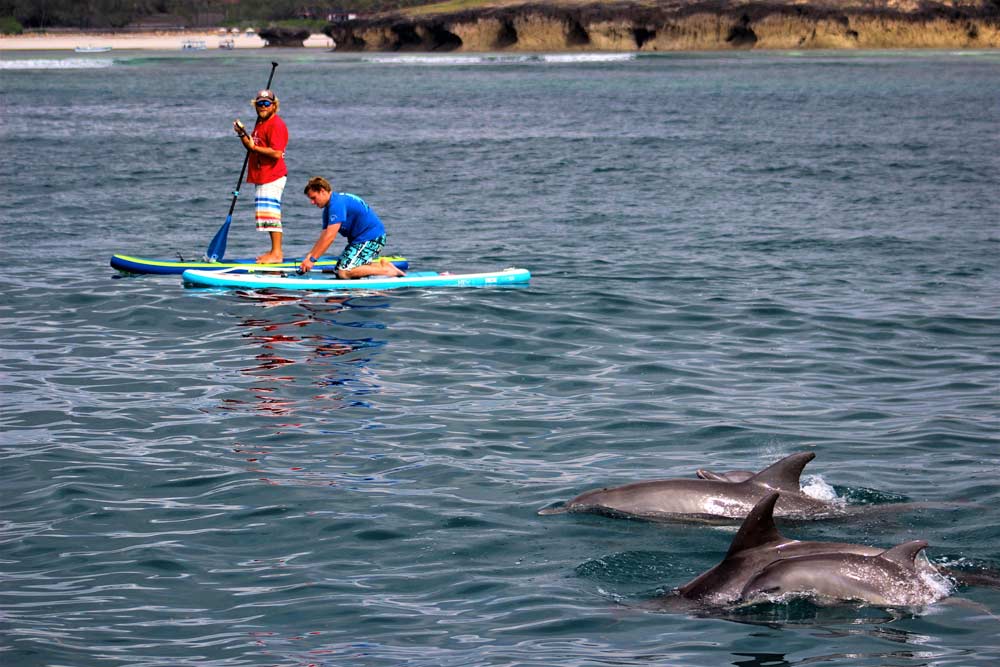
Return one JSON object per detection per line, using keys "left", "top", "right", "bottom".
{"left": 0, "top": 30, "right": 334, "bottom": 51}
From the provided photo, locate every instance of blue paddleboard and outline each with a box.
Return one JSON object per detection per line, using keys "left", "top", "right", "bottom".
{"left": 111, "top": 254, "right": 408, "bottom": 275}
{"left": 181, "top": 267, "right": 531, "bottom": 291}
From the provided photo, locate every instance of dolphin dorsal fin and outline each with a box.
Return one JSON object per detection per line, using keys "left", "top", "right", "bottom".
{"left": 724, "top": 492, "right": 785, "bottom": 558}
{"left": 748, "top": 452, "right": 816, "bottom": 492}
{"left": 879, "top": 540, "right": 929, "bottom": 569}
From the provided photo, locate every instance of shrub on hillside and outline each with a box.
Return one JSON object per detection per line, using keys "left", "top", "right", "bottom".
{"left": 1, "top": 15, "right": 24, "bottom": 34}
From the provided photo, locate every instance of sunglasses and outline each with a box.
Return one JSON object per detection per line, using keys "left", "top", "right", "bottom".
{"left": 255, "top": 100, "right": 274, "bottom": 108}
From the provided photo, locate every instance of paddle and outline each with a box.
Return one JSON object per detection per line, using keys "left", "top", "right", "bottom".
{"left": 205, "top": 61, "right": 279, "bottom": 262}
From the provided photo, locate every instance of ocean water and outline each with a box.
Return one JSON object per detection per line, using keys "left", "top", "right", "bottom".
{"left": 2, "top": 48, "right": 999, "bottom": 666}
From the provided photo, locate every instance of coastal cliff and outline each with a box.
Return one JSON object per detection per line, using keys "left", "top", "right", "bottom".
{"left": 322, "top": 0, "right": 1000, "bottom": 51}
{"left": 257, "top": 25, "right": 312, "bottom": 47}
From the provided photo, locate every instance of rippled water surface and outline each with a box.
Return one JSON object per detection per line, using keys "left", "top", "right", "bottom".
{"left": 2, "top": 49, "right": 999, "bottom": 666}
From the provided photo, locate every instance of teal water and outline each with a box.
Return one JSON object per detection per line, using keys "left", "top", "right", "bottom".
{"left": 2, "top": 49, "right": 999, "bottom": 666}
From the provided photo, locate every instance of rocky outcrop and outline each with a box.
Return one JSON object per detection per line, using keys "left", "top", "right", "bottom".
{"left": 322, "top": 1, "right": 1000, "bottom": 51}
{"left": 257, "top": 25, "right": 311, "bottom": 47}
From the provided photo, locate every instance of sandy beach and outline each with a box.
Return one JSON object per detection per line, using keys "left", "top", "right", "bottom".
{"left": 0, "top": 31, "right": 334, "bottom": 51}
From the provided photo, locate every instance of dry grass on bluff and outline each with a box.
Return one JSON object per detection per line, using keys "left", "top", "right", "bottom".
{"left": 326, "top": 0, "right": 1000, "bottom": 52}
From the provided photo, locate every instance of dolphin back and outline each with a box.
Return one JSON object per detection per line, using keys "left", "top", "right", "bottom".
{"left": 697, "top": 469, "right": 755, "bottom": 483}
{"left": 739, "top": 539, "right": 942, "bottom": 606}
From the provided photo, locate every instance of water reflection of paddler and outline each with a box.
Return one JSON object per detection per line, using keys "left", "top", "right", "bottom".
{"left": 299, "top": 176, "right": 406, "bottom": 279}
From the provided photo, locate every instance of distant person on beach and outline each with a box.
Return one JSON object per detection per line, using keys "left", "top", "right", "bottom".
{"left": 298, "top": 176, "right": 405, "bottom": 279}
{"left": 233, "top": 89, "right": 288, "bottom": 264}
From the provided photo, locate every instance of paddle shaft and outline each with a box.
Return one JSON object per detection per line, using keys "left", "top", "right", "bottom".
{"left": 227, "top": 61, "right": 279, "bottom": 218}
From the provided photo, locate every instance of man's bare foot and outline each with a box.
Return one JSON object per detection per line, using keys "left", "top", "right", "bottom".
{"left": 256, "top": 252, "right": 283, "bottom": 264}
{"left": 381, "top": 258, "right": 405, "bottom": 276}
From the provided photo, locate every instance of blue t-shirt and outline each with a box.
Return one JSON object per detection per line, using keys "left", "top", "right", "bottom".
{"left": 321, "top": 192, "right": 385, "bottom": 244}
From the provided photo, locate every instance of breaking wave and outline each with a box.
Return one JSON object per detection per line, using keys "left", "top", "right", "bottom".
{"left": 0, "top": 57, "right": 114, "bottom": 70}
{"left": 362, "top": 52, "right": 637, "bottom": 66}
{"left": 801, "top": 474, "right": 844, "bottom": 505}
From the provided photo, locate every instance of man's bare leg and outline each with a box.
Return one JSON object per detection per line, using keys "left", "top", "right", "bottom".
{"left": 256, "top": 232, "right": 284, "bottom": 264}
{"left": 337, "top": 258, "right": 405, "bottom": 279}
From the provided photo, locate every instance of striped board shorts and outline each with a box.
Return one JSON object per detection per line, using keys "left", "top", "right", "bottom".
{"left": 254, "top": 176, "right": 286, "bottom": 232}
{"left": 338, "top": 235, "right": 386, "bottom": 270}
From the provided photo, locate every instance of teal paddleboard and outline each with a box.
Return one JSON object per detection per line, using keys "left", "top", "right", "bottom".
{"left": 181, "top": 267, "right": 531, "bottom": 291}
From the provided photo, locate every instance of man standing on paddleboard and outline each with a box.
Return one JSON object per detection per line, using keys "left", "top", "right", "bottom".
{"left": 298, "top": 177, "right": 405, "bottom": 279}
{"left": 233, "top": 89, "right": 288, "bottom": 264}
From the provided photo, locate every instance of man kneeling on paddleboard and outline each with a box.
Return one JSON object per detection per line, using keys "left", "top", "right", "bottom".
{"left": 299, "top": 177, "right": 405, "bottom": 279}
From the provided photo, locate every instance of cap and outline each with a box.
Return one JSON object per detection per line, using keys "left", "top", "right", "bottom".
{"left": 255, "top": 89, "right": 276, "bottom": 102}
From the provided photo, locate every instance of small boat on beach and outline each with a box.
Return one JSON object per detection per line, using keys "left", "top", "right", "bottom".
{"left": 74, "top": 45, "right": 112, "bottom": 53}
{"left": 181, "top": 40, "right": 207, "bottom": 50}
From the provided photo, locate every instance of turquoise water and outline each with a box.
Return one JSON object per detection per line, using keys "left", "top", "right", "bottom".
{"left": 2, "top": 49, "right": 999, "bottom": 666}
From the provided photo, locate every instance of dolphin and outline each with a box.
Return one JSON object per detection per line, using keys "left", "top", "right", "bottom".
{"left": 538, "top": 452, "right": 841, "bottom": 522}
{"left": 738, "top": 539, "right": 947, "bottom": 607}
{"left": 696, "top": 468, "right": 754, "bottom": 483}
{"left": 671, "top": 492, "right": 942, "bottom": 606}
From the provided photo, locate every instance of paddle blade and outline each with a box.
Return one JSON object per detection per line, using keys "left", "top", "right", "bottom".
{"left": 206, "top": 216, "right": 232, "bottom": 261}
